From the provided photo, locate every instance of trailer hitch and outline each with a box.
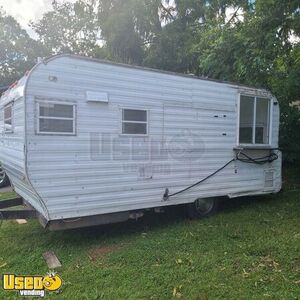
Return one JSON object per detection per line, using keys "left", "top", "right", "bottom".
{"left": 0, "top": 197, "right": 37, "bottom": 220}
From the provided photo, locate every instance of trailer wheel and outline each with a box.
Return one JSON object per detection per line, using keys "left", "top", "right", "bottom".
{"left": 187, "top": 197, "right": 218, "bottom": 218}
{"left": 0, "top": 168, "right": 9, "bottom": 188}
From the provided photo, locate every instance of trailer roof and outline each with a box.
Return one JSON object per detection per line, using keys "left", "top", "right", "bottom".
{"left": 43, "top": 54, "right": 269, "bottom": 93}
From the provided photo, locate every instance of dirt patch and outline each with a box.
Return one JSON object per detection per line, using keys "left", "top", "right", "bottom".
{"left": 87, "top": 243, "right": 128, "bottom": 260}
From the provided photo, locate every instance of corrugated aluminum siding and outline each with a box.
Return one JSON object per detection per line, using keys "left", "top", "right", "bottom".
{"left": 21, "top": 55, "right": 281, "bottom": 220}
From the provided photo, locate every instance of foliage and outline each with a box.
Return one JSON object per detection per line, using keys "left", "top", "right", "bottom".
{"left": 30, "top": 0, "right": 103, "bottom": 56}
{"left": 144, "top": 19, "right": 197, "bottom": 72}
{"left": 97, "top": 0, "right": 162, "bottom": 64}
{"left": 0, "top": 9, "right": 47, "bottom": 87}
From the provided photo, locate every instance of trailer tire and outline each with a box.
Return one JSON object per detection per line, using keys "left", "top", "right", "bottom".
{"left": 187, "top": 197, "right": 218, "bottom": 219}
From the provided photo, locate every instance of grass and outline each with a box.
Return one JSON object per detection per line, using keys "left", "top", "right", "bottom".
{"left": 0, "top": 170, "right": 299, "bottom": 299}
{"left": 0, "top": 192, "right": 17, "bottom": 201}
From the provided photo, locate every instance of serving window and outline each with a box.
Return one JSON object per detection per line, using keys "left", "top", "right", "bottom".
{"left": 239, "top": 95, "right": 271, "bottom": 145}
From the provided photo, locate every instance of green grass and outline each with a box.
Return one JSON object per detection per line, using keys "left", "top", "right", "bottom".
{"left": 0, "top": 170, "right": 299, "bottom": 300}
{"left": 0, "top": 192, "right": 17, "bottom": 201}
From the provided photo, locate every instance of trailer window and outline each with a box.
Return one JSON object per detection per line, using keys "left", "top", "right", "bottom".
{"left": 239, "top": 95, "right": 271, "bottom": 145}
{"left": 255, "top": 98, "right": 270, "bottom": 144}
{"left": 37, "top": 102, "right": 76, "bottom": 135}
{"left": 122, "top": 109, "right": 147, "bottom": 135}
{"left": 4, "top": 103, "right": 13, "bottom": 133}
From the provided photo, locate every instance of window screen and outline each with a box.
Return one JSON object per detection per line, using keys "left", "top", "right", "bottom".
{"left": 122, "top": 109, "right": 147, "bottom": 135}
{"left": 239, "top": 95, "right": 270, "bottom": 145}
{"left": 239, "top": 96, "right": 254, "bottom": 144}
{"left": 37, "top": 102, "right": 75, "bottom": 135}
{"left": 255, "top": 98, "right": 270, "bottom": 144}
{"left": 4, "top": 104, "right": 13, "bottom": 133}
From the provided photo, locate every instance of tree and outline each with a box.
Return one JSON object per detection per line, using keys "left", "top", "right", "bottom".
{"left": 31, "top": 0, "right": 103, "bottom": 56}
{"left": 97, "top": 0, "right": 162, "bottom": 64}
{"left": 0, "top": 9, "right": 47, "bottom": 87}
{"left": 31, "top": 0, "right": 162, "bottom": 63}
{"left": 144, "top": 0, "right": 250, "bottom": 74}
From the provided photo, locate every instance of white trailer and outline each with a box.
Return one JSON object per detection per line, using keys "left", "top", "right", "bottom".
{"left": 0, "top": 54, "right": 282, "bottom": 230}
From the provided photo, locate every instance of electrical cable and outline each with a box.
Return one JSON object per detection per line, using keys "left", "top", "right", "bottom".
{"left": 163, "top": 151, "right": 279, "bottom": 200}
{"left": 236, "top": 151, "right": 278, "bottom": 164}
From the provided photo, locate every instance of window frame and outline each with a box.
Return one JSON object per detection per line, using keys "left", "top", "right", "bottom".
{"left": 3, "top": 102, "right": 14, "bottom": 134}
{"left": 237, "top": 94, "right": 273, "bottom": 146}
{"left": 36, "top": 100, "right": 77, "bottom": 136}
{"left": 120, "top": 107, "right": 149, "bottom": 136}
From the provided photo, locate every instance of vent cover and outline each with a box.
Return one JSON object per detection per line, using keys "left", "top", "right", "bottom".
{"left": 264, "top": 171, "right": 274, "bottom": 188}
{"left": 86, "top": 91, "right": 109, "bottom": 103}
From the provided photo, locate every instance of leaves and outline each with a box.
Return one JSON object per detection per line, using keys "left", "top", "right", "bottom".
{"left": 30, "top": 0, "right": 102, "bottom": 56}
{"left": 0, "top": 9, "right": 47, "bottom": 87}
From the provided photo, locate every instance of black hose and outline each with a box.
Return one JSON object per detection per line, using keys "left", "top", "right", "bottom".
{"left": 163, "top": 151, "right": 279, "bottom": 200}
{"left": 164, "top": 158, "right": 235, "bottom": 200}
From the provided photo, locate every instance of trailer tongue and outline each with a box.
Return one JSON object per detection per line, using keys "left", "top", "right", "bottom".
{"left": 0, "top": 198, "right": 37, "bottom": 220}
